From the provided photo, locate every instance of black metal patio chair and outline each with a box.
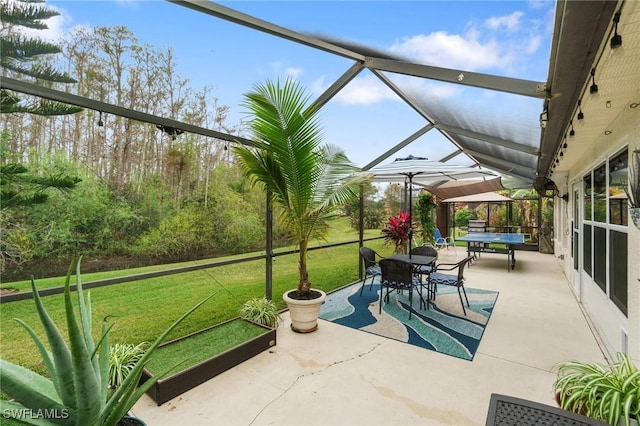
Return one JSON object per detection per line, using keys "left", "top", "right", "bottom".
{"left": 379, "top": 258, "right": 422, "bottom": 319}
{"left": 359, "top": 246, "right": 382, "bottom": 295}
{"left": 409, "top": 244, "right": 438, "bottom": 276}
{"left": 427, "top": 256, "right": 474, "bottom": 315}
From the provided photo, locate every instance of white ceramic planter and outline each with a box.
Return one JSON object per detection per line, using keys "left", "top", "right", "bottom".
{"left": 617, "top": 417, "right": 639, "bottom": 426}
{"left": 283, "top": 289, "right": 326, "bottom": 333}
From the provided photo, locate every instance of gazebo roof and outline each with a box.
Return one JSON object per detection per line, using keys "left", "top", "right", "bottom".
{"left": 443, "top": 192, "right": 512, "bottom": 203}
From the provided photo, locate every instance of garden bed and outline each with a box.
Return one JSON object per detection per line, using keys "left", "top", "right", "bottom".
{"left": 141, "top": 318, "right": 276, "bottom": 405}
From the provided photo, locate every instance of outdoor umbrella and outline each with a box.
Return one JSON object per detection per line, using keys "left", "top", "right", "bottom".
{"left": 364, "top": 155, "right": 497, "bottom": 252}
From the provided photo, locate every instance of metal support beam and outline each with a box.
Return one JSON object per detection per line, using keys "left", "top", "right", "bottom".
{"left": 358, "top": 185, "right": 365, "bottom": 280}
{"left": 435, "top": 123, "right": 540, "bottom": 155}
{"left": 439, "top": 149, "right": 464, "bottom": 163}
{"left": 308, "top": 61, "right": 365, "bottom": 112}
{"left": 366, "top": 57, "right": 547, "bottom": 99}
{"left": 464, "top": 149, "right": 536, "bottom": 177}
{"left": 169, "top": 0, "right": 366, "bottom": 61}
{"left": 265, "top": 190, "right": 273, "bottom": 300}
{"left": 1, "top": 77, "right": 253, "bottom": 146}
{"left": 370, "top": 69, "right": 434, "bottom": 123}
{"left": 361, "top": 124, "right": 434, "bottom": 171}
{"left": 371, "top": 70, "right": 482, "bottom": 167}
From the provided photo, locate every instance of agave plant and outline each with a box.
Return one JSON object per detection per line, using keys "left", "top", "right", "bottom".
{"left": 239, "top": 297, "right": 282, "bottom": 328}
{"left": 0, "top": 258, "right": 212, "bottom": 426}
{"left": 553, "top": 352, "right": 640, "bottom": 426}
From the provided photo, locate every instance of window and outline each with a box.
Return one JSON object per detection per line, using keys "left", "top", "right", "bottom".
{"left": 609, "top": 151, "right": 628, "bottom": 226}
{"left": 610, "top": 230, "right": 628, "bottom": 316}
{"left": 593, "top": 163, "right": 607, "bottom": 223}
{"left": 583, "top": 173, "right": 592, "bottom": 221}
{"left": 593, "top": 226, "right": 606, "bottom": 291}
{"left": 573, "top": 229, "right": 579, "bottom": 270}
{"left": 583, "top": 224, "right": 592, "bottom": 277}
{"left": 578, "top": 148, "right": 629, "bottom": 315}
{"left": 573, "top": 188, "right": 579, "bottom": 271}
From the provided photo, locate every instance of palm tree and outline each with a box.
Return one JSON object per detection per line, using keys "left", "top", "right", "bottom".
{"left": 233, "top": 78, "right": 366, "bottom": 297}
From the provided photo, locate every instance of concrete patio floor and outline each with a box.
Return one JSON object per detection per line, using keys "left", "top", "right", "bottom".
{"left": 132, "top": 249, "right": 608, "bottom": 426}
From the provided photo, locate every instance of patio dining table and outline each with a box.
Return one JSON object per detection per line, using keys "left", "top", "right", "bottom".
{"left": 387, "top": 253, "right": 436, "bottom": 268}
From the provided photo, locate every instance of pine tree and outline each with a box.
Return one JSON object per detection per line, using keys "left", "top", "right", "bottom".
{"left": 0, "top": 130, "right": 81, "bottom": 210}
{"left": 0, "top": 0, "right": 82, "bottom": 115}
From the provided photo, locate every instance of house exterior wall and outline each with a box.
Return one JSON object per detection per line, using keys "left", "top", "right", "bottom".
{"left": 554, "top": 111, "right": 639, "bottom": 361}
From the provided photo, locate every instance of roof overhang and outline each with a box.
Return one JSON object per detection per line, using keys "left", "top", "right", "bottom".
{"left": 537, "top": 0, "right": 618, "bottom": 177}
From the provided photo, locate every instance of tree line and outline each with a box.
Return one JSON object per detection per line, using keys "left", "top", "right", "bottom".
{"left": 0, "top": 2, "right": 279, "bottom": 278}
{"left": 1, "top": 1, "right": 398, "bottom": 280}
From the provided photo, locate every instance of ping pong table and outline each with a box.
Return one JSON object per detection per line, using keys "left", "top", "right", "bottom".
{"left": 456, "top": 232, "right": 526, "bottom": 271}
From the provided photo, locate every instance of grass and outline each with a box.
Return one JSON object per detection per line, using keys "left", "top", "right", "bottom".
{"left": 145, "top": 319, "right": 268, "bottom": 377}
{"left": 0, "top": 218, "right": 390, "bottom": 374}
{"left": 0, "top": 217, "right": 381, "bottom": 292}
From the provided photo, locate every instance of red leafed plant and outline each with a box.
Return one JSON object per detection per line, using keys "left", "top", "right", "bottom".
{"left": 382, "top": 211, "right": 413, "bottom": 254}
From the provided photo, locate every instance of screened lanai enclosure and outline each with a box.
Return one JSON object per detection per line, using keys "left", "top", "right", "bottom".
{"left": 2, "top": 0, "right": 552, "bottom": 183}
{"left": 3, "top": 1, "right": 639, "bottom": 407}
{"left": 0, "top": 1, "right": 629, "bottom": 275}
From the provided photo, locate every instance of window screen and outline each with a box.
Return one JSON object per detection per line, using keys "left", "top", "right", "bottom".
{"left": 609, "top": 230, "right": 628, "bottom": 315}
{"left": 583, "top": 224, "right": 592, "bottom": 277}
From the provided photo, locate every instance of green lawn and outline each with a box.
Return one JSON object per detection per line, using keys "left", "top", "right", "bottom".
{"left": 0, "top": 218, "right": 391, "bottom": 374}
{"left": 145, "top": 319, "right": 268, "bottom": 377}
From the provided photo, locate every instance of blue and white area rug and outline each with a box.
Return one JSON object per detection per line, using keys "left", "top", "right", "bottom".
{"left": 319, "top": 279, "right": 498, "bottom": 361}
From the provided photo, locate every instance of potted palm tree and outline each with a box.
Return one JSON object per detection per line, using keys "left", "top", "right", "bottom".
{"left": 233, "top": 78, "right": 366, "bottom": 333}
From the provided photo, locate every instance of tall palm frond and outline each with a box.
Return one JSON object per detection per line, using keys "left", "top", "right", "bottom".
{"left": 234, "top": 78, "right": 367, "bottom": 293}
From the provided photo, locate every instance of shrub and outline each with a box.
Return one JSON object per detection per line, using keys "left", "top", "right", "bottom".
{"left": 553, "top": 352, "right": 640, "bottom": 426}
{"left": 382, "top": 211, "right": 412, "bottom": 254}
{"left": 108, "top": 342, "right": 148, "bottom": 389}
{"left": 454, "top": 208, "right": 474, "bottom": 227}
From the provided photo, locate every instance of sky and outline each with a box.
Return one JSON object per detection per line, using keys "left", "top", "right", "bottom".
{"left": 42, "top": 0, "right": 555, "bottom": 171}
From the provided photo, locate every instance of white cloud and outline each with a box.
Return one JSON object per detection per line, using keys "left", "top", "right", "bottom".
{"left": 527, "top": 0, "right": 548, "bottom": 10}
{"left": 267, "top": 61, "right": 303, "bottom": 80}
{"left": 324, "top": 73, "right": 461, "bottom": 106}
{"left": 285, "top": 67, "right": 303, "bottom": 79}
{"left": 389, "top": 31, "right": 505, "bottom": 71}
{"left": 389, "top": 75, "right": 462, "bottom": 101}
{"left": 525, "top": 34, "right": 542, "bottom": 55}
{"left": 387, "top": 9, "right": 550, "bottom": 77}
{"left": 333, "top": 75, "right": 396, "bottom": 105}
{"left": 310, "top": 76, "right": 327, "bottom": 97}
{"left": 484, "top": 11, "right": 524, "bottom": 31}
{"left": 9, "top": 2, "right": 69, "bottom": 43}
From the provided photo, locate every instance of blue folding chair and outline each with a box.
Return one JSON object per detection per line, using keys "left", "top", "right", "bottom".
{"left": 434, "top": 228, "right": 456, "bottom": 253}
